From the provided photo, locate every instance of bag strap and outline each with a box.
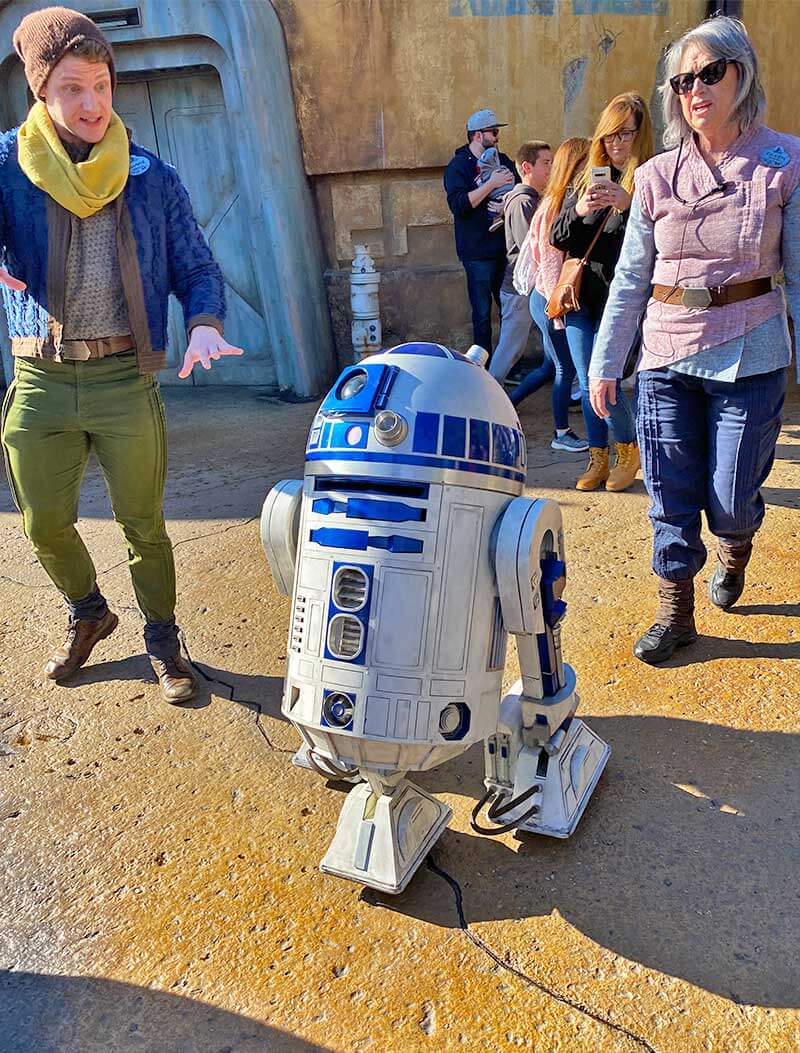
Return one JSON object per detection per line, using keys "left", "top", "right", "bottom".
{"left": 579, "top": 209, "right": 612, "bottom": 266}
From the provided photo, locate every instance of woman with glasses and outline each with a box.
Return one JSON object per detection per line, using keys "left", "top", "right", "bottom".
{"left": 589, "top": 16, "right": 799, "bottom": 664}
{"left": 550, "top": 93, "right": 653, "bottom": 492}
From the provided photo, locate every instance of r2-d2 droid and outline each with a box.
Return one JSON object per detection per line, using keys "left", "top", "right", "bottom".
{"left": 261, "top": 342, "right": 609, "bottom": 894}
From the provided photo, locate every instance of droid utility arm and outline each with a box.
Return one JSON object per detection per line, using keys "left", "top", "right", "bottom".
{"left": 494, "top": 496, "right": 570, "bottom": 715}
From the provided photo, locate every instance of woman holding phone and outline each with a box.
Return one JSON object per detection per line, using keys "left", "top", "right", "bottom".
{"left": 551, "top": 92, "right": 653, "bottom": 491}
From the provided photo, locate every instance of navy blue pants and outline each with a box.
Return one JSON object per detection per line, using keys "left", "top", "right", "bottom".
{"left": 637, "top": 367, "right": 787, "bottom": 582}
{"left": 462, "top": 257, "right": 505, "bottom": 353}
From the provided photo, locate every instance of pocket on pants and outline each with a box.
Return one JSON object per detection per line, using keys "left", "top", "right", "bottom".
{"left": 0, "top": 380, "right": 22, "bottom": 512}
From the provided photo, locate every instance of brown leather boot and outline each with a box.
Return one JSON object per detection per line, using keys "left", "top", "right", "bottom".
{"left": 709, "top": 538, "right": 753, "bottom": 610}
{"left": 575, "top": 447, "right": 610, "bottom": 491}
{"left": 150, "top": 654, "right": 198, "bottom": 704}
{"left": 606, "top": 441, "right": 641, "bottom": 492}
{"left": 633, "top": 578, "right": 697, "bottom": 664}
{"left": 45, "top": 609, "right": 119, "bottom": 681}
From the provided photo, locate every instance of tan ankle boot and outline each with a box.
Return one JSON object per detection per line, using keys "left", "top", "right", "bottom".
{"left": 575, "top": 447, "right": 610, "bottom": 491}
{"left": 606, "top": 441, "right": 640, "bottom": 492}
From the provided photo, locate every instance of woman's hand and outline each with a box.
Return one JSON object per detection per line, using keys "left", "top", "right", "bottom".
{"left": 582, "top": 180, "right": 632, "bottom": 214}
{"left": 178, "top": 325, "right": 244, "bottom": 379}
{"left": 590, "top": 378, "right": 617, "bottom": 419}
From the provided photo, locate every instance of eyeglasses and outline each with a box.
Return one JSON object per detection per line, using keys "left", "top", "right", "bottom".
{"left": 602, "top": 129, "right": 637, "bottom": 145}
{"left": 480, "top": 127, "right": 500, "bottom": 135}
{"left": 669, "top": 57, "right": 728, "bottom": 96}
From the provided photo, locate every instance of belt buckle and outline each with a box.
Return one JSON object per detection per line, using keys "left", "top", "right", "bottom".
{"left": 681, "top": 287, "right": 712, "bottom": 309}
{"left": 63, "top": 340, "right": 93, "bottom": 361}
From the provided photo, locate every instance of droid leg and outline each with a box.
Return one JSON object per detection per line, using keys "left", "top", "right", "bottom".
{"left": 485, "top": 497, "right": 609, "bottom": 838}
{"left": 478, "top": 664, "right": 609, "bottom": 838}
{"left": 320, "top": 771, "right": 452, "bottom": 894}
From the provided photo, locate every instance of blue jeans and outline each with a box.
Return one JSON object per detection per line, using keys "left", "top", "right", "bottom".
{"left": 462, "top": 257, "right": 505, "bottom": 353}
{"left": 510, "top": 290, "right": 576, "bottom": 431}
{"left": 564, "top": 307, "right": 635, "bottom": 447}
{"left": 637, "top": 367, "right": 787, "bottom": 582}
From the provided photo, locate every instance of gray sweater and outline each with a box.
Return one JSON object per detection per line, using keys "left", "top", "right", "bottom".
{"left": 501, "top": 184, "right": 540, "bottom": 294}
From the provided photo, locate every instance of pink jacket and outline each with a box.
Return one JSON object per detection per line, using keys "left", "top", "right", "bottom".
{"left": 635, "top": 123, "right": 800, "bottom": 363}
{"left": 530, "top": 201, "right": 566, "bottom": 327}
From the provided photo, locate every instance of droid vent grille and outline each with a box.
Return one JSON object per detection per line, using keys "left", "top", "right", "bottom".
{"left": 487, "top": 597, "right": 507, "bottom": 671}
{"left": 291, "top": 594, "right": 307, "bottom": 653}
{"left": 333, "top": 566, "right": 369, "bottom": 611}
{"left": 327, "top": 614, "right": 364, "bottom": 659}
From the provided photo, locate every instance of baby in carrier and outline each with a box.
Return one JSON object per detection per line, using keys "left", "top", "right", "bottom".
{"left": 477, "top": 146, "right": 515, "bottom": 231}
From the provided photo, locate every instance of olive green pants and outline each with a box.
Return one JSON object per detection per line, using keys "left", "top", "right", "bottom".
{"left": 1, "top": 353, "right": 176, "bottom": 622}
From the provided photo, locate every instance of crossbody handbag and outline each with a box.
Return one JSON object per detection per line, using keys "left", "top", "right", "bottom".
{"left": 545, "top": 210, "right": 611, "bottom": 320}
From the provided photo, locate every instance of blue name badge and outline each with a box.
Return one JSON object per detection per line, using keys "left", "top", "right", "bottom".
{"left": 129, "top": 155, "right": 151, "bottom": 176}
{"left": 760, "top": 145, "right": 790, "bottom": 169}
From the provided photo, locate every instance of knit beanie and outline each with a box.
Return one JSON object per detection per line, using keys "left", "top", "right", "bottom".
{"left": 13, "top": 6, "right": 116, "bottom": 99}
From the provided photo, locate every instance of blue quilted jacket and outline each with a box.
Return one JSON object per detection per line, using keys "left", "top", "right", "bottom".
{"left": 0, "top": 127, "right": 225, "bottom": 372}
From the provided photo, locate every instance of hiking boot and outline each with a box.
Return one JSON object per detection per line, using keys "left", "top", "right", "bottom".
{"left": 45, "top": 609, "right": 119, "bottom": 681}
{"left": 633, "top": 622, "right": 698, "bottom": 664}
{"left": 708, "top": 538, "right": 752, "bottom": 610}
{"left": 633, "top": 578, "right": 696, "bottom": 665}
{"left": 551, "top": 429, "right": 589, "bottom": 453}
{"left": 575, "top": 447, "right": 609, "bottom": 491}
{"left": 150, "top": 653, "right": 198, "bottom": 704}
{"left": 606, "top": 441, "right": 640, "bottom": 492}
{"left": 709, "top": 566, "right": 745, "bottom": 610}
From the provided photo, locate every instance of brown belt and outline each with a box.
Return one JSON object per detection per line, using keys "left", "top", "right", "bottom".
{"left": 60, "top": 335, "right": 135, "bottom": 361}
{"left": 651, "top": 277, "right": 775, "bottom": 309}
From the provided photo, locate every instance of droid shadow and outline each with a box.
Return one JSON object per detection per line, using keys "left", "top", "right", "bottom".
{"left": 0, "top": 971, "right": 329, "bottom": 1053}
{"left": 376, "top": 715, "right": 800, "bottom": 1008}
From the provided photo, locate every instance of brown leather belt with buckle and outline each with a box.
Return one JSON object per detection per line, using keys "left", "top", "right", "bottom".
{"left": 651, "top": 277, "right": 775, "bottom": 309}
{"left": 61, "top": 335, "right": 136, "bottom": 361}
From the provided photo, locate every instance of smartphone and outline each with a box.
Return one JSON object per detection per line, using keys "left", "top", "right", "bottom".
{"left": 591, "top": 165, "right": 611, "bottom": 182}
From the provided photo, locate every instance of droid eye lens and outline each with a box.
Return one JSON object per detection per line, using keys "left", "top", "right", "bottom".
{"left": 338, "top": 369, "right": 369, "bottom": 400}
{"left": 374, "top": 409, "right": 407, "bottom": 447}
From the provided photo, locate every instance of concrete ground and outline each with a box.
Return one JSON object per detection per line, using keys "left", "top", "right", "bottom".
{"left": 0, "top": 379, "right": 798, "bottom": 1053}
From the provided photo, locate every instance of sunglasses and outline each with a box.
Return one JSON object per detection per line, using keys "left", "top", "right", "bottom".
{"left": 480, "top": 127, "right": 500, "bottom": 135}
{"left": 602, "top": 129, "right": 637, "bottom": 145}
{"left": 669, "top": 57, "right": 729, "bottom": 96}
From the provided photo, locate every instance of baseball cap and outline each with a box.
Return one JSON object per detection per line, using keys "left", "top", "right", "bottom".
{"left": 466, "top": 109, "right": 508, "bottom": 132}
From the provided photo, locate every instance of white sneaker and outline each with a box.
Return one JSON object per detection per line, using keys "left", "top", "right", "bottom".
{"left": 550, "top": 429, "right": 589, "bottom": 452}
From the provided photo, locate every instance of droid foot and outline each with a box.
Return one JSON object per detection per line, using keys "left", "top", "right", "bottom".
{"left": 481, "top": 710, "right": 609, "bottom": 839}
{"left": 320, "top": 778, "right": 452, "bottom": 894}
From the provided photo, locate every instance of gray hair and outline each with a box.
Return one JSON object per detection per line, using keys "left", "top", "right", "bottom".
{"left": 659, "top": 16, "right": 765, "bottom": 148}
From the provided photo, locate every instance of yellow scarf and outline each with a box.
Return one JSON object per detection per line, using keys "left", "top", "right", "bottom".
{"left": 17, "top": 101, "right": 129, "bottom": 219}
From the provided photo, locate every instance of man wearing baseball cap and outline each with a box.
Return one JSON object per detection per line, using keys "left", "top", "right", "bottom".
{"left": 0, "top": 7, "right": 243, "bottom": 702}
{"left": 444, "top": 109, "right": 518, "bottom": 354}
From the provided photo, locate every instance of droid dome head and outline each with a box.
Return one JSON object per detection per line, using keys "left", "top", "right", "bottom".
{"left": 306, "top": 342, "right": 526, "bottom": 495}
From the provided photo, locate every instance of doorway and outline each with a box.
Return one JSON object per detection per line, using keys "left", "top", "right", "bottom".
{"left": 109, "top": 69, "right": 275, "bottom": 386}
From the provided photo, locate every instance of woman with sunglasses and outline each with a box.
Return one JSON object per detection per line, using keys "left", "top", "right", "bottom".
{"left": 550, "top": 93, "right": 653, "bottom": 492}
{"left": 589, "top": 16, "right": 799, "bottom": 664}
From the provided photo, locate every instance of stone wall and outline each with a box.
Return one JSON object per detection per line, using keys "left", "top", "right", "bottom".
{"left": 272, "top": 0, "right": 711, "bottom": 362}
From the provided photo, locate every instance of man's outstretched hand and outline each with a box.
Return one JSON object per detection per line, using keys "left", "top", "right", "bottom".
{"left": 0, "top": 267, "right": 26, "bottom": 292}
{"left": 178, "top": 325, "right": 244, "bottom": 379}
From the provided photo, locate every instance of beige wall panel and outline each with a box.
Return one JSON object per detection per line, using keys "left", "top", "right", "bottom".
{"left": 274, "top": 0, "right": 707, "bottom": 176}
{"left": 742, "top": 0, "right": 800, "bottom": 138}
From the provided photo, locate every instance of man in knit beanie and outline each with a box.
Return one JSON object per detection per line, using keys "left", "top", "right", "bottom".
{"left": 13, "top": 5, "right": 117, "bottom": 100}
{"left": 0, "top": 7, "right": 244, "bottom": 702}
